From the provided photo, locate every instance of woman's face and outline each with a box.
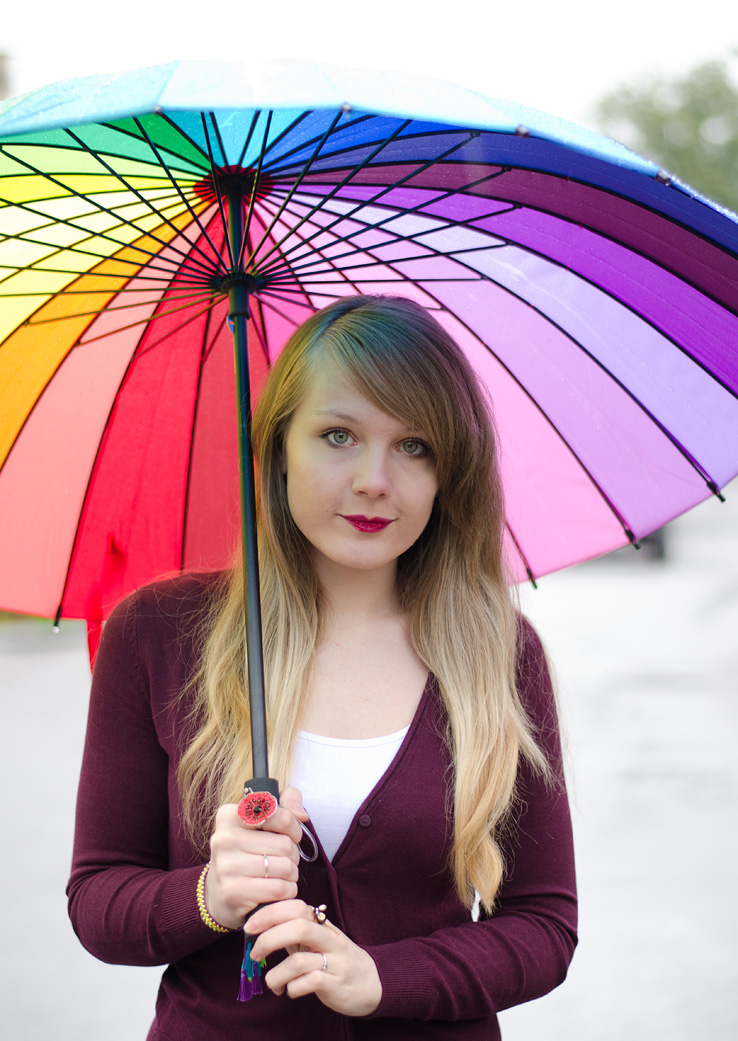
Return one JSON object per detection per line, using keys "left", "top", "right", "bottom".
{"left": 281, "top": 357, "right": 439, "bottom": 586}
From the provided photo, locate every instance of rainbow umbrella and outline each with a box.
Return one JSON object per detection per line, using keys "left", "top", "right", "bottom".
{"left": 1, "top": 60, "right": 738, "bottom": 775}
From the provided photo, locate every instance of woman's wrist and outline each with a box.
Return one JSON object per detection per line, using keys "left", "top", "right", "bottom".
{"left": 196, "top": 862, "right": 240, "bottom": 934}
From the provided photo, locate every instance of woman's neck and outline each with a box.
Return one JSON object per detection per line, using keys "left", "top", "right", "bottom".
{"left": 313, "top": 556, "right": 402, "bottom": 626}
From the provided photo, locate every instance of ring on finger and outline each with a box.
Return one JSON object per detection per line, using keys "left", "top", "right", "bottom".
{"left": 312, "top": 904, "right": 327, "bottom": 924}
{"left": 263, "top": 855, "right": 269, "bottom": 879}
{"left": 321, "top": 952, "right": 328, "bottom": 972}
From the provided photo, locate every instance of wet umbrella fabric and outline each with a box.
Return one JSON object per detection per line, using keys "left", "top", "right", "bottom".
{"left": 1, "top": 58, "right": 737, "bottom": 634}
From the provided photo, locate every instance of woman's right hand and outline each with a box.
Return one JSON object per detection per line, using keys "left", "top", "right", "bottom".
{"left": 204, "top": 787, "right": 309, "bottom": 930}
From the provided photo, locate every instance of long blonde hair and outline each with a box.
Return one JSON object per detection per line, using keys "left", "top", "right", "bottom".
{"left": 178, "top": 295, "right": 549, "bottom": 912}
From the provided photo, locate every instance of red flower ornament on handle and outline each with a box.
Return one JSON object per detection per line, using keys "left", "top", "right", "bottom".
{"left": 238, "top": 788, "right": 278, "bottom": 827}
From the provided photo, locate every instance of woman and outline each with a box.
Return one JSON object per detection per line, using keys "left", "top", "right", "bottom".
{"left": 68, "top": 295, "right": 577, "bottom": 1040}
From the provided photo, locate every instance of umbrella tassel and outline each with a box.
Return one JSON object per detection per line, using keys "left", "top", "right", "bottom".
{"left": 238, "top": 938, "right": 266, "bottom": 1001}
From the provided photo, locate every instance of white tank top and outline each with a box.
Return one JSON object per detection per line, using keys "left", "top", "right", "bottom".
{"left": 291, "top": 726, "right": 410, "bottom": 860}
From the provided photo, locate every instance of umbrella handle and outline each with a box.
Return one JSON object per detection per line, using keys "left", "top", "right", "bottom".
{"left": 238, "top": 775, "right": 319, "bottom": 1003}
{"left": 241, "top": 776, "right": 280, "bottom": 812}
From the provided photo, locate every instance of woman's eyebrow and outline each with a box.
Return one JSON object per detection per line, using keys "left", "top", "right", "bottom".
{"left": 311, "top": 409, "right": 357, "bottom": 422}
{"left": 311, "top": 408, "right": 426, "bottom": 436}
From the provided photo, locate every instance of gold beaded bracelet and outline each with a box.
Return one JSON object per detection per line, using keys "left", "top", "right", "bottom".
{"left": 196, "top": 862, "right": 237, "bottom": 934}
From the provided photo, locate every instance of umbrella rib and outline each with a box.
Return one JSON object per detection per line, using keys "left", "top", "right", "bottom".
{"left": 180, "top": 302, "right": 218, "bottom": 571}
{"left": 18, "top": 129, "right": 208, "bottom": 180}
{"left": 426, "top": 308, "right": 642, "bottom": 544}
{"left": 200, "top": 113, "right": 235, "bottom": 269}
{"left": 262, "top": 174, "right": 738, "bottom": 424}
{"left": 371, "top": 259, "right": 662, "bottom": 539}
{"left": 503, "top": 522, "right": 538, "bottom": 587}
{"left": 0, "top": 217, "right": 219, "bottom": 288}
{"left": 250, "top": 286, "right": 321, "bottom": 313}
{"left": 154, "top": 113, "right": 213, "bottom": 163}
{"left": 260, "top": 113, "right": 375, "bottom": 170}
{"left": 0, "top": 192, "right": 187, "bottom": 253}
{"left": 0, "top": 144, "right": 212, "bottom": 278}
{"left": 206, "top": 112, "right": 230, "bottom": 169}
{"left": 250, "top": 189, "right": 507, "bottom": 291}
{"left": 49, "top": 298, "right": 220, "bottom": 615}
{"left": 280, "top": 178, "right": 729, "bottom": 495}
{"left": 124, "top": 298, "right": 221, "bottom": 362}
{"left": 258, "top": 212, "right": 650, "bottom": 541}
{"left": 468, "top": 196, "right": 738, "bottom": 409}
{"left": 259, "top": 216, "right": 374, "bottom": 312}
{"left": 54, "top": 294, "right": 218, "bottom": 347}
{"left": 248, "top": 296, "right": 271, "bottom": 361}
{"left": 24, "top": 288, "right": 215, "bottom": 327}
{"left": 236, "top": 109, "right": 274, "bottom": 270}
{"left": 0, "top": 283, "right": 214, "bottom": 297}
{"left": 248, "top": 109, "right": 317, "bottom": 164}
{"left": 253, "top": 196, "right": 516, "bottom": 281}
{"left": 253, "top": 291, "right": 327, "bottom": 330}
{"left": 295, "top": 196, "right": 727, "bottom": 497}
{"left": 255, "top": 117, "right": 453, "bottom": 275}
{"left": 51, "top": 351, "right": 142, "bottom": 621}
{"left": 0, "top": 246, "right": 216, "bottom": 335}
{"left": 0, "top": 183, "right": 213, "bottom": 283}
{"left": 236, "top": 110, "right": 263, "bottom": 170}
{"left": 0, "top": 183, "right": 192, "bottom": 236}
{"left": 244, "top": 108, "right": 349, "bottom": 271}
{"left": 0, "top": 260, "right": 214, "bottom": 288}
{"left": 265, "top": 121, "right": 468, "bottom": 174}
{"left": 254, "top": 133, "right": 496, "bottom": 280}
{"left": 132, "top": 118, "right": 228, "bottom": 275}
{"left": 459, "top": 165, "right": 738, "bottom": 320}
{"left": 268, "top": 276, "right": 485, "bottom": 286}
{"left": 256, "top": 225, "right": 509, "bottom": 280}
{"left": 251, "top": 118, "right": 413, "bottom": 276}
{"left": 62, "top": 127, "right": 223, "bottom": 280}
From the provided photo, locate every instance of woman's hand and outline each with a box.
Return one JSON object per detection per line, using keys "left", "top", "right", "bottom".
{"left": 204, "top": 787, "right": 309, "bottom": 930}
{"left": 247, "top": 899, "right": 382, "bottom": 1017}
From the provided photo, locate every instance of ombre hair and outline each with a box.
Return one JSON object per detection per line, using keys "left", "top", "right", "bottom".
{"left": 178, "top": 295, "right": 549, "bottom": 912}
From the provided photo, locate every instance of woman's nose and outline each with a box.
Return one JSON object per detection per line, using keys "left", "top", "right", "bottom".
{"left": 352, "top": 447, "right": 390, "bottom": 497}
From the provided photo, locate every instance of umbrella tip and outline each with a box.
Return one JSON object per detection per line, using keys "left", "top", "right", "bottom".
{"left": 515, "top": 125, "right": 530, "bottom": 138}
{"left": 655, "top": 169, "right": 672, "bottom": 186}
{"left": 705, "top": 479, "right": 726, "bottom": 502}
{"left": 624, "top": 528, "right": 642, "bottom": 551}
{"left": 53, "top": 604, "right": 62, "bottom": 633}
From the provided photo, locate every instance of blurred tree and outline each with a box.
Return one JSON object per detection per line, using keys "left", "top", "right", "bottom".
{"left": 594, "top": 50, "right": 738, "bottom": 212}
{"left": 0, "top": 55, "right": 9, "bottom": 101}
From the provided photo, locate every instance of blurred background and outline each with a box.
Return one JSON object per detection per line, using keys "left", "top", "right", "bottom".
{"left": 1, "top": 4, "right": 737, "bottom": 1037}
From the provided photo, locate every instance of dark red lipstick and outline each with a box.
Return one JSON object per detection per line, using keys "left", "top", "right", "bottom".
{"left": 342, "top": 515, "right": 393, "bottom": 533}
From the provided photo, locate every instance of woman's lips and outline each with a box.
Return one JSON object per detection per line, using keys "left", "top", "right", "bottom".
{"left": 342, "top": 515, "right": 394, "bottom": 533}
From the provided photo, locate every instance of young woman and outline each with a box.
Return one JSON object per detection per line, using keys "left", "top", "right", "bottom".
{"left": 68, "top": 295, "right": 577, "bottom": 1040}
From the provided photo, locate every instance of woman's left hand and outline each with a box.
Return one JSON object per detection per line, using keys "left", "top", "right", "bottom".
{"left": 247, "top": 900, "right": 382, "bottom": 1016}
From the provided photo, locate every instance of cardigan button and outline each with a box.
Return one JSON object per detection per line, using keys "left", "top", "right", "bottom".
{"left": 358, "top": 814, "right": 371, "bottom": 827}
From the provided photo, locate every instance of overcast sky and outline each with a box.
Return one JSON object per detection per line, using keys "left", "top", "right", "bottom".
{"left": 1, "top": 0, "right": 736, "bottom": 130}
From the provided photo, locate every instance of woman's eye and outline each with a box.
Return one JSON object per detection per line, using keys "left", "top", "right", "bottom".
{"left": 400, "top": 439, "right": 429, "bottom": 457}
{"left": 324, "top": 429, "right": 352, "bottom": 447}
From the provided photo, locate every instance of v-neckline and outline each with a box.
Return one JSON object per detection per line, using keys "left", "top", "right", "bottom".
{"left": 319, "top": 672, "right": 435, "bottom": 866}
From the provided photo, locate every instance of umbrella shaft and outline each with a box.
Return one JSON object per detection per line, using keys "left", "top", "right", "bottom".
{"left": 226, "top": 186, "right": 269, "bottom": 781}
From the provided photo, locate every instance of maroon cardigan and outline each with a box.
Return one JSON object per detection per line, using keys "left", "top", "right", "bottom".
{"left": 67, "top": 574, "right": 577, "bottom": 1040}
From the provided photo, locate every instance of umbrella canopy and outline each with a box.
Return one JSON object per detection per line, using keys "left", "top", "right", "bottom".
{"left": 2, "top": 58, "right": 738, "bottom": 625}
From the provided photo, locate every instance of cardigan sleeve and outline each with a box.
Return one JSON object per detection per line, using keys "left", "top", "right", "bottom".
{"left": 362, "top": 617, "right": 578, "bottom": 1020}
{"left": 66, "top": 589, "right": 219, "bottom": 966}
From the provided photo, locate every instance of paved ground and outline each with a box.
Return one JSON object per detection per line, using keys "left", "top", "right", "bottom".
{"left": 1, "top": 485, "right": 737, "bottom": 1039}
